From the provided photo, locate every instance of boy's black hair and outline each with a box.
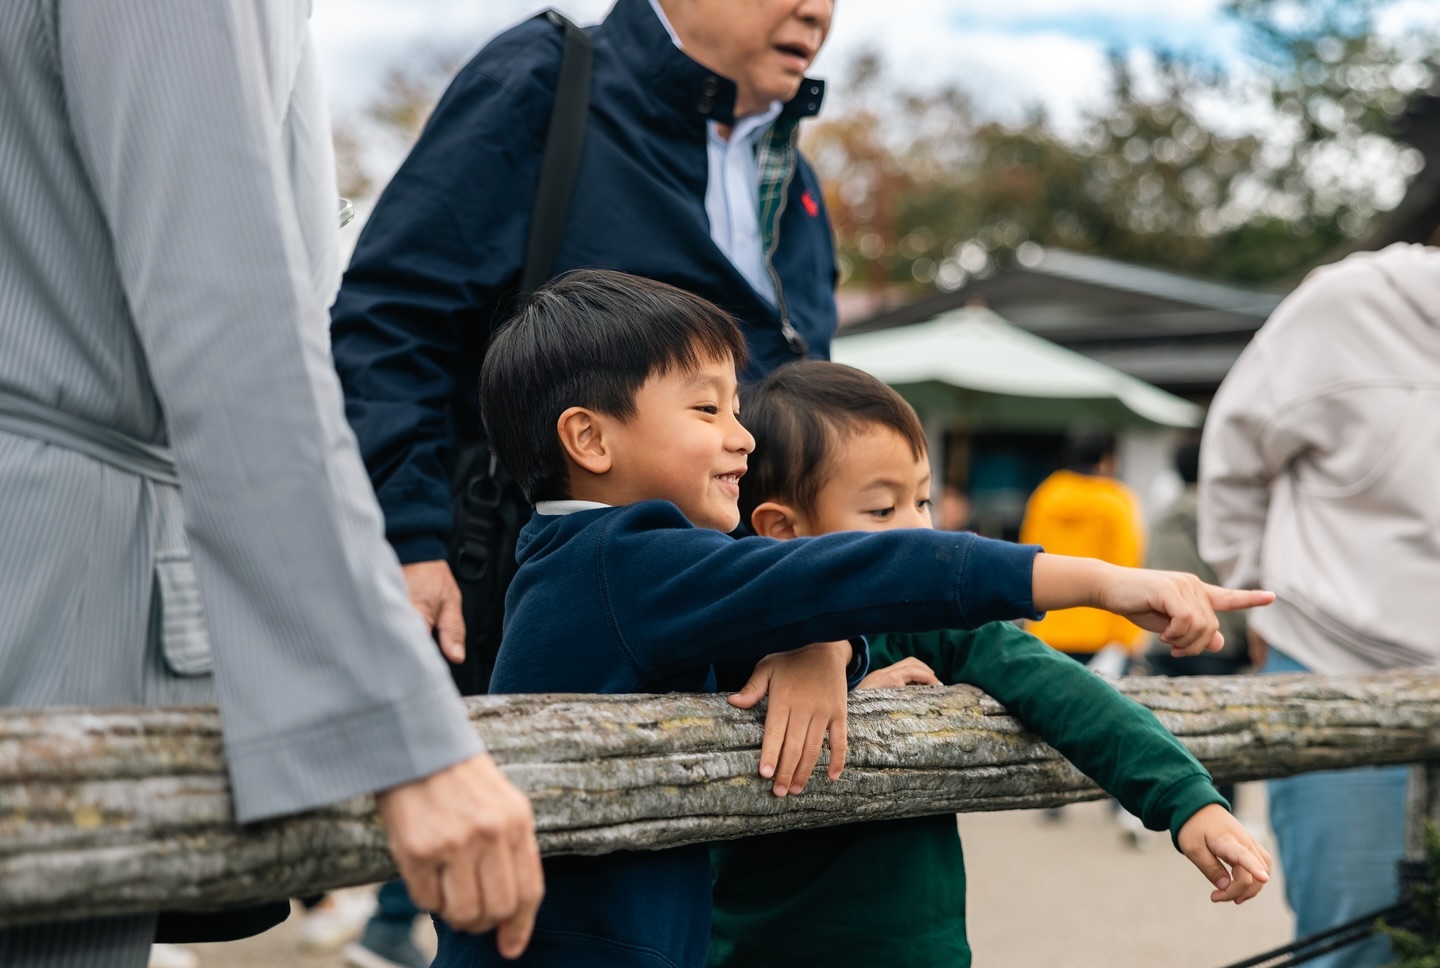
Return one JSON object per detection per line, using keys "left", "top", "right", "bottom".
{"left": 738, "top": 361, "right": 927, "bottom": 529}
{"left": 479, "top": 269, "right": 748, "bottom": 503}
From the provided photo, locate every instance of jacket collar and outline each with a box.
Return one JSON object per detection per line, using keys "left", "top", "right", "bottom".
{"left": 603, "top": 0, "right": 825, "bottom": 126}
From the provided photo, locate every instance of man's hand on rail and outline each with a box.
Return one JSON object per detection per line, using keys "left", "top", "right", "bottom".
{"left": 401, "top": 559, "right": 467, "bottom": 663}
{"left": 376, "top": 752, "right": 544, "bottom": 957}
{"left": 1177, "top": 803, "right": 1273, "bottom": 904}
{"left": 728, "top": 640, "right": 852, "bottom": 798}
{"left": 1032, "top": 556, "right": 1275, "bottom": 658}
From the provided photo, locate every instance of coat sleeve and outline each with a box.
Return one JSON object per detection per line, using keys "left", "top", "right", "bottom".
{"left": 1198, "top": 317, "right": 1315, "bottom": 592}
{"left": 927, "top": 624, "right": 1226, "bottom": 843}
{"left": 329, "top": 36, "right": 557, "bottom": 564}
{"left": 57, "top": 0, "right": 481, "bottom": 822}
{"left": 600, "top": 509, "right": 1041, "bottom": 678}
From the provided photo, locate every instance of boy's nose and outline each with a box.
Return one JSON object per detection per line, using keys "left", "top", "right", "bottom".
{"left": 730, "top": 415, "right": 755, "bottom": 454}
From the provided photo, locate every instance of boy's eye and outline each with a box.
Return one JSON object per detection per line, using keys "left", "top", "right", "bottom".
{"left": 868, "top": 507, "right": 896, "bottom": 520}
{"left": 918, "top": 498, "right": 933, "bottom": 511}
{"left": 694, "top": 405, "right": 720, "bottom": 415}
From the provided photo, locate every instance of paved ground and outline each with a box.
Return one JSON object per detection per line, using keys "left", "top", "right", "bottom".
{"left": 183, "top": 785, "right": 1292, "bottom": 968}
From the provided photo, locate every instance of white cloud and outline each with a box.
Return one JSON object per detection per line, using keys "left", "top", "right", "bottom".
{"left": 311, "top": 0, "right": 1184, "bottom": 124}
{"left": 311, "top": 0, "right": 1422, "bottom": 150}
{"left": 310, "top": 0, "right": 612, "bottom": 113}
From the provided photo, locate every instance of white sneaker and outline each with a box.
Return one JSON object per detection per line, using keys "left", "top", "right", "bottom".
{"left": 148, "top": 944, "right": 199, "bottom": 968}
{"left": 300, "top": 889, "right": 379, "bottom": 953}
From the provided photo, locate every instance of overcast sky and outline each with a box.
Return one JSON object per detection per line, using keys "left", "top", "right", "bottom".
{"left": 310, "top": 0, "right": 1440, "bottom": 139}
{"left": 309, "top": 1, "right": 1251, "bottom": 130}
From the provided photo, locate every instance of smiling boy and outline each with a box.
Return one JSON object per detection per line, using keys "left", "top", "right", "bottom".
{"left": 453, "top": 270, "right": 1272, "bottom": 967}
{"left": 709, "top": 361, "right": 1273, "bottom": 967}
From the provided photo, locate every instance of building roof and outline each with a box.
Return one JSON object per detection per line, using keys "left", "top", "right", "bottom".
{"left": 842, "top": 248, "right": 1287, "bottom": 396}
{"left": 845, "top": 248, "right": 1284, "bottom": 339}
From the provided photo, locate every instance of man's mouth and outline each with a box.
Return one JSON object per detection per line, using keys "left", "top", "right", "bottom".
{"left": 774, "top": 42, "right": 815, "bottom": 66}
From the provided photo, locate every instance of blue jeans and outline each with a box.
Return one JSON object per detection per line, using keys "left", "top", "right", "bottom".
{"left": 1264, "top": 648, "right": 1407, "bottom": 968}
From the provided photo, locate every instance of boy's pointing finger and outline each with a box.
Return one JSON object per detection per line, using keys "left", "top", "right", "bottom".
{"left": 1210, "top": 587, "right": 1276, "bottom": 611}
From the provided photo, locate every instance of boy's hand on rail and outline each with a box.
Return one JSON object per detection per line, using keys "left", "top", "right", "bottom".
{"left": 728, "top": 640, "right": 852, "bottom": 797}
{"left": 858, "top": 657, "right": 941, "bottom": 690}
{"left": 1177, "top": 803, "right": 1273, "bottom": 904}
{"left": 401, "top": 559, "right": 467, "bottom": 663}
{"left": 1035, "top": 557, "right": 1274, "bottom": 657}
{"left": 377, "top": 752, "right": 544, "bottom": 958}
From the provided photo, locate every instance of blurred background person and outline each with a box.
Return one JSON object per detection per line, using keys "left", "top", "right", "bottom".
{"left": 1200, "top": 242, "right": 1440, "bottom": 968}
{"left": 1020, "top": 431, "right": 1146, "bottom": 675}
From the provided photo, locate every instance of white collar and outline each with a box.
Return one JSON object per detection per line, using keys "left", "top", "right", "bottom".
{"left": 534, "top": 499, "right": 611, "bottom": 516}
{"left": 647, "top": 0, "right": 684, "bottom": 48}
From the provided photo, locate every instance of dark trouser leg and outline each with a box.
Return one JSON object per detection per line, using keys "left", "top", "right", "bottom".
{"left": 375, "top": 880, "right": 421, "bottom": 925}
{"left": 351, "top": 880, "right": 427, "bottom": 968}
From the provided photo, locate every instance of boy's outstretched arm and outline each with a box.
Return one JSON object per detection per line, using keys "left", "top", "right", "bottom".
{"left": 1177, "top": 804, "right": 1273, "bottom": 903}
{"left": 1032, "top": 556, "right": 1275, "bottom": 656}
{"left": 728, "top": 640, "right": 853, "bottom": 798}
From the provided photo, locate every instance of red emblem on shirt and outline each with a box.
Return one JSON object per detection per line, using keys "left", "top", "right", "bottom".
{"left": 801, "top": 190, "right": 819, "bottom": 217}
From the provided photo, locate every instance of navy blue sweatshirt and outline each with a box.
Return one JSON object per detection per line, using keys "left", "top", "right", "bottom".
{"left": 437, "top": 502, "right": 1041, "bottom": 968}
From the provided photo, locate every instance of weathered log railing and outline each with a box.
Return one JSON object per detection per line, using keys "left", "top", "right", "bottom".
{"left": 5, "top": 671, "right": 1440, "bottom": 927}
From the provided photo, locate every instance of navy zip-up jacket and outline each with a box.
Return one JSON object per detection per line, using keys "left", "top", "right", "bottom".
{"left": 330, "top": 0, "right": 839, "bottom": 565}
{"left": 435, "top": 501, "right": 1041, "bottom": 968}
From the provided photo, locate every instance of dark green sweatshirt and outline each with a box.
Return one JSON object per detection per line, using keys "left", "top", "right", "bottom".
{"left": 707, "top": 623, "right": 1226, "bottom": 968}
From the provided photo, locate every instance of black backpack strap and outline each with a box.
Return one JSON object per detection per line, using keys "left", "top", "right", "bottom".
{"left": 521, "top": 10, "right": 593, "bottom": 294}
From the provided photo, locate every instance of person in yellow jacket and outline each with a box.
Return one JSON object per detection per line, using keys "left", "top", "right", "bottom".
{"left": 1020, "top": 432, "right": 1146, "bottom": 667}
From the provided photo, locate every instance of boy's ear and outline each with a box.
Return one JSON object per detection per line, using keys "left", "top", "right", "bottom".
{"left": 750, "top": 501, "right": 805, "bottom": 540}
{"left": 556, "top": 406, "right": 611, "bottom": 475}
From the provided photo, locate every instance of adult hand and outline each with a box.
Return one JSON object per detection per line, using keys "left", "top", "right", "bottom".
{"left": 376, "top": 753, "right": 544, "bottom": 957}
{"left": 858, "top": 657, "right": 941, "bottom": 690}
{"left": 728, "top": 641, "right": 851, "bottom": 797}
{"left": 402, "top": 559, "right": 466, "bottom": 663}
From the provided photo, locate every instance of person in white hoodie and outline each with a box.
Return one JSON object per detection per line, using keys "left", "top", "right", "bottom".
{"left": 1199, "top": 242, "right": 1440, "bottom": 968}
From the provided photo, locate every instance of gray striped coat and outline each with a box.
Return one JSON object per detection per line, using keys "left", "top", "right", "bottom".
{"left": 0, "top": 1, "right": 481, "bottom": 960}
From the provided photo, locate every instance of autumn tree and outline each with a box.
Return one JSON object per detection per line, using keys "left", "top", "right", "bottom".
{"left": 808, "top": 0, "right": 1437, "bottom": 290}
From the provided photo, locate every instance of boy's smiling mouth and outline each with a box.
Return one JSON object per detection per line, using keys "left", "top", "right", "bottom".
{"left": 715, "top": 469, "right": 745, "bottom": 496}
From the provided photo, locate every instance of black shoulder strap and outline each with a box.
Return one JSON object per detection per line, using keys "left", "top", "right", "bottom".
{"left": 521, "top": 10, "right": 594, "bottom": 295}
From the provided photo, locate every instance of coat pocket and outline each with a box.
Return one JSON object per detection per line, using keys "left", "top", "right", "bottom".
{"left": 155, "top": 552, "right": 214, "bottom": 676}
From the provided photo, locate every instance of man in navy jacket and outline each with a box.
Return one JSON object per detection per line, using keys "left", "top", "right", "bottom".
{"left": 331, "top": 0, "right": 839, "bottom": 652}
{"left": 330, "top": 2, "right": 838, "bottom": 961}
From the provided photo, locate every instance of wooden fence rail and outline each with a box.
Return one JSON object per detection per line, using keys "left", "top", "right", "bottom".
{"left": 5, "top": 671, "right": 1440, "bottom": 927}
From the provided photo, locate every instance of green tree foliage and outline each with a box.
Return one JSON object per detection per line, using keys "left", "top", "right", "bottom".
{"left": 809, "top": 1, "right": 1436, "bottom": 290}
